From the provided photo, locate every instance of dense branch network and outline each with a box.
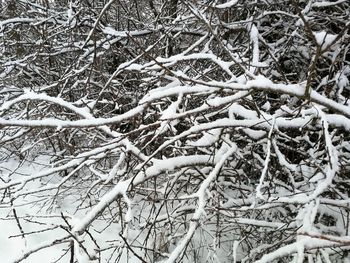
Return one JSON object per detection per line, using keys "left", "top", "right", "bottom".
{"left": 0, "top": 0, "right": 350, "bottom": 262}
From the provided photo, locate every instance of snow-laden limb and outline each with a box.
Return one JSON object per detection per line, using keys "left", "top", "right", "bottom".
{"left": 72, "top": 153, "right": 215, "bottom": 235}
{"left": 137, "top": 53, "right": 236, "bottom": 78}
{"left": 0, "top": 104, "right": 146, "bottom": 128}
{"left": 294, "top": 200, "right": 320, "bottom": 263}
{"left": 312, "top": 0, "right": 348, "bottom": 8}
{"left": 162, "top": 144, "right": 237, "bottom": 263}
{"left": 269, "top": 106, "right": 339, "bottom": 204}
{"left": 254, "top": 237, "right": 339, "bottom": 263}
{"left": 309, "top": 106, "right": 339, "bottom": 197}
{"left": 0, "top": 17, "right": 34, "bottom": 28}
{"left": 160, "top": 222, "right": 197, "bottom": 263}
{"left": 11, "top": 234, "right": 71, "bottom": 263}
{"left": 2, "top": 80, "right": 350, "bottom": 130}
{"left": 214, "top": 0, "right": 239, "bottom": 9}
{"left": 156, "top": 93, "right": 183, "bottom": 134}
{"left": 82, "top": 0, "right": 117, "bottom": 47}
{"left": 144, "top": 155, "right": 213, "bottom": 177}
{"left": 249, "top": 23, "right": 260, "bottom": 73}
{"left": 255, "top": 117, "right": 275, "bottom": 200}
{"left": 141, "top": 75, "right": 350, "bottom": 120}
{"left": 0, "top": 90, "right": 95, "bottom": 118}
{"left": 145, "top": 115, "right": 314, "bottom": 164}
{"left": 298, "top": 232, "right": 350, "bottom": 245}
{"left": 102, "top": 27, "right": 153, "bottom": 38}
{"left": 72, "top": 179, "right": 130, "bottom": 235}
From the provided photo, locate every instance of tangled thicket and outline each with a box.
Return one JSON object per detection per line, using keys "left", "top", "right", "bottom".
{"left": 1, "top": 0, "right": 350, "bottom": 262}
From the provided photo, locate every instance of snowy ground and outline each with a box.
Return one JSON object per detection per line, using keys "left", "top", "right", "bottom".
{"left": 0, "top": 156, "right": 101, "bottom": 263}
{"left": 0, "top": 155, "right": 153, "bottom": 263}
{"left": 0, "top": 156, "right": 65, "bottom": 262}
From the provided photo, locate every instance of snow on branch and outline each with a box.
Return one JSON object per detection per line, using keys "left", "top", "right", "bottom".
{"left": 1, "top": 0, "right": 350, "bottom": 262}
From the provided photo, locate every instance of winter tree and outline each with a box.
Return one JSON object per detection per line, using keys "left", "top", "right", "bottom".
{"left": 0, "top": 0, "right": 350, "bottom": 262}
